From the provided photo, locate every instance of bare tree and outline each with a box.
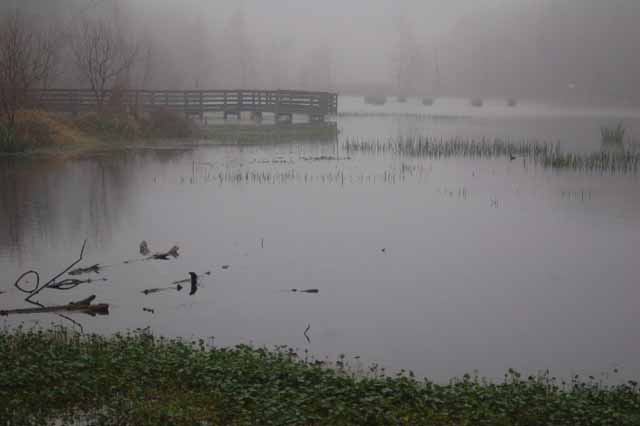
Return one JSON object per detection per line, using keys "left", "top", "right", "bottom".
{"left": 0, "top": 10, "right": 58, "bottom": 128}
{"left": 71, "top": 17, "right": 137, "bottom": 108}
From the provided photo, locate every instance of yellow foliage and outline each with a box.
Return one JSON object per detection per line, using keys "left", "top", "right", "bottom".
{"left": 14, "top": 109, "right": 91, "bottom": 147}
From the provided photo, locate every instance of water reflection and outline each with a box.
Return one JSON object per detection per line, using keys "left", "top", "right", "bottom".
{"left": 1, "top": 115, "right": 640, "bottom": 382}
{"left": 0, "top": 150, "right": 191, "bottom": 263}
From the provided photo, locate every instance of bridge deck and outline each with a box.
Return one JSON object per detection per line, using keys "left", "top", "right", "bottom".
{"left": 27, "top": 89, "right": 338, "bottom": 118}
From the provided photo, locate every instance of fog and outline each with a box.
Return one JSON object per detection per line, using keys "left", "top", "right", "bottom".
{"left": 5, "top": 0, "right": 640, "bottom": 105}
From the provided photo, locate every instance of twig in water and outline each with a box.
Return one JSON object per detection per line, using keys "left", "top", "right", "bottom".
{"left": 188, "top": 272, "right": 198, "bottom": 296}
{"left": 49, "top": 277, "right": 107, "bottom": 290}
{"left": 304, "top": 324, "right": 311, "bottom": 344}
{"left": 13, "top": 240, "right": 88, "bottom": 304}
{"left": 172, "top": 271, "right": 211, "bottom": 285}
{"left": 142, "top": 284, "right": 183, "bottom": 295}
{"left": 290, "top": 289, "right": 319, "bottom": 294}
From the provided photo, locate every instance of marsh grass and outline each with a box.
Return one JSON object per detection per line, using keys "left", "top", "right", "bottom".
{"left": 601, "top": 122, "right": 626, "bottom": 144}
{"left": 344, "top": 137, "right": 640, "bottom": 173}
{"left": 1, "top": 327, "right": 639, "bottom": 425}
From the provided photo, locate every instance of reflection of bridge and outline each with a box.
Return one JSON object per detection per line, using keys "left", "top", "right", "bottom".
{"left": 28, "top": 89, "right": 339, "bottom": 122}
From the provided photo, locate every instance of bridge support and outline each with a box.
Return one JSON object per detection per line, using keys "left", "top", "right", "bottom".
{"left": 276, "top": 113, "right": 293, "bottom": 124}
{"left": 224, "top": 111, "right": 241, "bottom": 120}
{"left": 309, "top": 115, "right": 325, "bottom": 123}
{"left": 250, "top": 111, "right": 263, "bottom": 122}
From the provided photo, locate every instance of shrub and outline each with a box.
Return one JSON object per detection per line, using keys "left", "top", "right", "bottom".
{"left": 75, "top": 111, "right": 141, "bottom": 140}
{"left": 0, "top": 123, "right": 30, "bottom": 153}
{"left": 142, "top": 108, "right": 196, "bottom": 138}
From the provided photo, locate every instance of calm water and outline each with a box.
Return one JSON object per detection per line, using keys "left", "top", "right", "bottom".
{"left": 1, "top": 97, "right": 640, "bottom": 381}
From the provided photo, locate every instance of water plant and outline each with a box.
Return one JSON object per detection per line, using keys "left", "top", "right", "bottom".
{"left": 601, "top": 121, "right": 626, "bottom": 144}
{"left": 343, "top": 136, "right": 640, "bottom": 173}
{"left": 1, "top": 327, "right": 639, "bottom": 425}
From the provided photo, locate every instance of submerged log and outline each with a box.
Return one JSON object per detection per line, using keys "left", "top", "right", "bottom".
{"left": 0, "top": 295, "right": 109, "bottom": 317}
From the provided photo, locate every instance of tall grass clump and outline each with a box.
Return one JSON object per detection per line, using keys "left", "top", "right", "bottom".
{"left": 142, "top": 108, "right": 196, "bottom": 138}
{"left": 2, "top": 326, "right": 640, "bottom": 425}
{"left": 601, "top": 121, "right": 626, "bottom": 144}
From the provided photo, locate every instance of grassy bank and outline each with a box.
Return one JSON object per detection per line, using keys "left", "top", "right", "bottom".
{"left": 0, "top": 110, "right": 95, "bottom": 155}
{"left": 1, "top": 110, "right": 338, "bottom": 156}
{"left": 1, "top": 327, "right": 639, "bottom": 425}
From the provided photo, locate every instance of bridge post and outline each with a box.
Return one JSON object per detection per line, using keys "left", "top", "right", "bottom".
{"left": 276, "top": 113, "right": 292, "bottom": 124}
{"left": 183, "top": 91, "right": 188, "bottom": 119}
{"left": 199, "top": 91, "right": 204, "bottom": 122}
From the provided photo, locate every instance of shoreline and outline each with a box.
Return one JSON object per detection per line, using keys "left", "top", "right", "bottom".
{"left": 0, "top": 116, "right": 339, "bottom": 158}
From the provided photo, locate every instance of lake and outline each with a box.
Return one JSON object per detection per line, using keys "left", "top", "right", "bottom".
{"left": 1, "top": 96, "right": 639, "bottom": 382}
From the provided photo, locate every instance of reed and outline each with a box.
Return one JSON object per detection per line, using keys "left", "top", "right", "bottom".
{"left": 342, "top": 136, "right": 640, "bottom": 173}
{"left": 601, "top": 122, "right": 626, "bottom": 144}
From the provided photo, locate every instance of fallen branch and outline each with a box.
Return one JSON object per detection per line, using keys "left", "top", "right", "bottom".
{"left": 0, "top": 294, "right": 109, "bottom": 317}
{"left": 68, "top": 264, "right": 102, "bottom": 276}
{"left": 13, "top": 240, "right": 88, "bottom": 304}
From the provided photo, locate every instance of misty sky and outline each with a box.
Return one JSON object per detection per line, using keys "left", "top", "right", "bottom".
{"left": 5, "top": 0, "right": 640, "bottom": 104}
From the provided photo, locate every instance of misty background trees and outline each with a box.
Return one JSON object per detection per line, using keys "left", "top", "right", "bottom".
{"left": 1, "top": 0, "right": 640, "bottom": 106}
{"left": 0, "top": 10, "right": 58, "bottom": 126}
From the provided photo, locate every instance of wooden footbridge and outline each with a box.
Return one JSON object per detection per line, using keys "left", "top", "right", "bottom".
{"left": 27, "top": 89, "right": 339, "bottom": 122}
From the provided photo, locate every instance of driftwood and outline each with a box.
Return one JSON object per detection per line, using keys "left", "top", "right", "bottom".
{"left": 0, "top": 295, "right": 109, "bottom": 317}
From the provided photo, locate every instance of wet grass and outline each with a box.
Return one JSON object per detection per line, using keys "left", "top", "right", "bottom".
{"left": 2, "top": 327, "right": 639, "bottom": 425}
{"left": 343, "top": 137, "right": 640, "bottom": 173}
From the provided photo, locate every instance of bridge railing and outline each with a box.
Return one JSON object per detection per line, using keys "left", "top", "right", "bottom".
{"left": 26, "top": 89, "right": 338, "bottom": 116}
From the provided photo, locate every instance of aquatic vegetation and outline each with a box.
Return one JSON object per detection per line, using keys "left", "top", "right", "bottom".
{"left": 470, "top": 98, "right": 484, "bottom": 107}
{"left": 343, "top": 136, "right": 640, "bottom": 173}
{"left": 1, "top": 327, "right": 639, "bottom": 425}
{"left": 601, "top": 121, "right": 626, "bottom": 144}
